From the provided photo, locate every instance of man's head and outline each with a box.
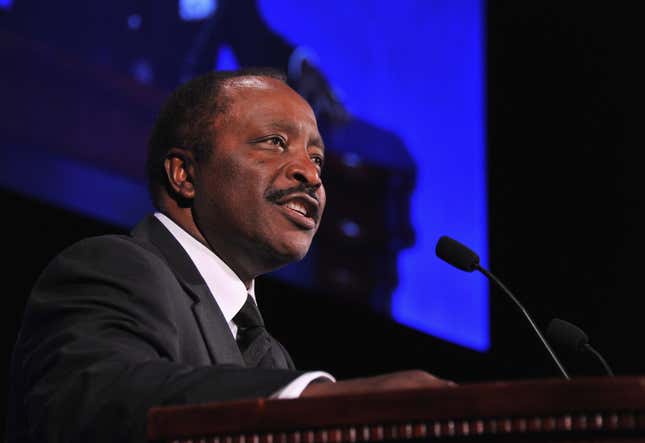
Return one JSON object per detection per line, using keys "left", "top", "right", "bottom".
{"left": 147, "top": 69, "right": 326, "bottom": 285}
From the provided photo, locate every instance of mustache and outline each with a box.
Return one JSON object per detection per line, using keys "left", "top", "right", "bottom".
{"left": 265, "top": 183, "right": 321, "bottom": 203}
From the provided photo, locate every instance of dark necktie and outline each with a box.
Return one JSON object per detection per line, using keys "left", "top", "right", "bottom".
{"left": 233, "top": 295, "right": 275, "bottom": 368}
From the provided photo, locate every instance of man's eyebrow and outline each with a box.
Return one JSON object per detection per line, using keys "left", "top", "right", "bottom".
{"left": 266, "top": 121, "right": 294, "bottom": 131}
{"left": 310, "top": 134, "right": 325, "bottom": 152}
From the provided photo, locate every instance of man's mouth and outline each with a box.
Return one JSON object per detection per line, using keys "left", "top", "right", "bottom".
{"left": 284, "top": 200, "right": 309, "bottom": 217}
{"left": 273, "top": 193, "right": 320, "bottom": 228}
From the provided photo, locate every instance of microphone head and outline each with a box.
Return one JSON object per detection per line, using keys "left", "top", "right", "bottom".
{"left": 435, "top": 236, "right": 480, "bottom": 272}
{"left": 547, "top": 318, "right": 589, "bottom": 352}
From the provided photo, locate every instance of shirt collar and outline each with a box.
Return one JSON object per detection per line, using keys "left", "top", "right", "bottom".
{"left": 153, "top": 212, "right": 255, "bottom": 325}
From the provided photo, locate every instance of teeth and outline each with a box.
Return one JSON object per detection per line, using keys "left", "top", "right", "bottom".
{"left": 284, "top": 201, "right": 307, "bottom": 216}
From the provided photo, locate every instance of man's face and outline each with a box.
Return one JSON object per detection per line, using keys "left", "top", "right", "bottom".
{"left": 192, "top": 77, "right": 326, "bottom": 279}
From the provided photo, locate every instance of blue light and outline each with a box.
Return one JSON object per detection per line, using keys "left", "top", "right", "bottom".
{"left": 0, "top": 0, "right": 13, "bottom": 9}
{"left": 179, "top": 0, "right": 217, "bottom": 21}
{"left": 127, "top": 14, "right": 142, "bottom": 30}
{"left": 340, "top": 220, "right": 361, "bottom": 238}
{"left": 215, "top": 45, "right": 240, "bottom": 71}
{"left": 130, "top": 58, "right": 154, "bottom": 84}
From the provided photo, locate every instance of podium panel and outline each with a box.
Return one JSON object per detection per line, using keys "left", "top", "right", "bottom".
{"left": 148, "top": 377, "right": 645, "bottom": 443}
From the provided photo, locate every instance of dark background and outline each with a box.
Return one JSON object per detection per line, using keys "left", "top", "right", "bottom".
{"left": 1, "top": 0, "right": 643, "bottom": 430}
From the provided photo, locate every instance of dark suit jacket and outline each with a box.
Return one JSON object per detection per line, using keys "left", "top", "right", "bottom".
{"left": 6, "top": 216, "right": 302, "bottom": 443}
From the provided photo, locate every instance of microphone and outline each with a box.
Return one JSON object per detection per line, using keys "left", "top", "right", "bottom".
{"left": 547, "top": 318, "right": 614, "bottom": 376}
{"left": 435, "top": 236, "right": 480, "bottom": 272}
{"left": 435, "top": 236, "right": 570, "bottom": 379}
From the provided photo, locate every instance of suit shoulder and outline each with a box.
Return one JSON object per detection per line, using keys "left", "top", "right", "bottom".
{"left": 39, "top": 234, "right": 175, "bottom": 287}
{"left": 61, "top": 233, "right": 165, "bottom": 263}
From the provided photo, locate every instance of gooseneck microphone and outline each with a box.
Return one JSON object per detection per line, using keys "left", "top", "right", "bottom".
{"left": 435, "top": 236, "right": 570, "bottom": 380}
{"left": 547, "top": 318, "right": 614, "bottom": 376}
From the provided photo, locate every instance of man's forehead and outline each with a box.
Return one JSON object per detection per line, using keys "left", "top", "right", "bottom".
{"left": 218, "top": 76, "right": 318, "bottom": 127}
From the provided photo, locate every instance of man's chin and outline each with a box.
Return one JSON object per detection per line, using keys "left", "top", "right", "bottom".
{"left": 262, "top": 238, "right": 313, "bottom": 269}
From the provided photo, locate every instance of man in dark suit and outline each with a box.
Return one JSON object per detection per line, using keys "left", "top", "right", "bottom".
{"left": 6, "top": 68, "right": 445, "bottom": 443}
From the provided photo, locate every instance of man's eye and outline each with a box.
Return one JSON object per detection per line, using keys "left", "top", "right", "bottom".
{"left": 267, "top": 136, "right": 286, "bottom": 148}
{"left": 312, "top": 156, "right": 324, "bottom": 168}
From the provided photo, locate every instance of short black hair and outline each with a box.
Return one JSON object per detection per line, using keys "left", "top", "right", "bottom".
{"left": 146, "top": 68, "right": 287, "bottom": 207}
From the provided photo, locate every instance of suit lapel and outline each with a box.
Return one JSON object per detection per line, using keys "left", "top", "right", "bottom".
{"left": 131, "top": 215, "right": 245, "bottom": 366}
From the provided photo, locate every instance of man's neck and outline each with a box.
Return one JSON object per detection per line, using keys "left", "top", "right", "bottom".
{"left": 157, "top": 209, "right": 254, "bottom": 289}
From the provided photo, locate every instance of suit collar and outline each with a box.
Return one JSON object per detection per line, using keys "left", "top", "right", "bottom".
{"left": 131, "top": 215, "right": 202, "bottom": 297}
{"left": 131, "top": 215, "right": 245, "bottom": 366}
{"left": 152, "top": 212, "right": 253, "bottom": 326}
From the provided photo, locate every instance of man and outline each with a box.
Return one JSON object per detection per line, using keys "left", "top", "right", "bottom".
{"left": 6, "top": 69, "right": 446, "bottom": 443}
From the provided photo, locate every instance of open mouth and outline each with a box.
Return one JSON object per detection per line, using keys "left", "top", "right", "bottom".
{"left": 274, "top": 193, "right": 320, "bottom": 228}
{"left": 283, "top": 200, "right": 310, "bottom": 217}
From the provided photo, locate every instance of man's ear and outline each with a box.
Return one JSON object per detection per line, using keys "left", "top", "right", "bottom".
{"left": 163, "top": 148, "right": 196, "bottom": 201}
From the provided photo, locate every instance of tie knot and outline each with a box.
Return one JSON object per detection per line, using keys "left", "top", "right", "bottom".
{"left": 233, "top": 294, "right": 264, "bottom": 329}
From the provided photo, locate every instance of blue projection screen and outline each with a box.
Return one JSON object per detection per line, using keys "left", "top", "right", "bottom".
{"left": 1, "top": 0, "right": 487, "bottom": 350}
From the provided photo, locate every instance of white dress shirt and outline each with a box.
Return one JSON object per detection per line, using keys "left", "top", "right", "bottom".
{"left": 154, "top": 213, "right": 334, "bottom": 398}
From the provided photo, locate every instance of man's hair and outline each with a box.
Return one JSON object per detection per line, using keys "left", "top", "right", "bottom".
{"left": 146, "top": 68, "right": 287, "bottom": 208}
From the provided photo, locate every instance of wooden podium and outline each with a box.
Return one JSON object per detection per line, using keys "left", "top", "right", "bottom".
{"left": 148, "top": 377, "right": 645, "bottom": 442}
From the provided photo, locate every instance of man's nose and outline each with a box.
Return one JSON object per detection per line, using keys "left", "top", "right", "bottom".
{"left": 285, "top": 154, "right": 322, "bottom": 187}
